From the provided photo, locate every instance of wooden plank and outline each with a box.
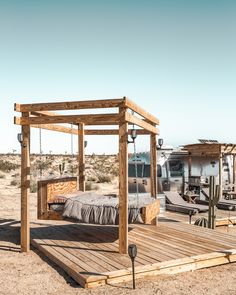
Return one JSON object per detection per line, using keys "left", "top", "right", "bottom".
{"left": 78, "top": 123, "right": 85, "bottom": 191}
{"left": 125, "top": 112, "right": 159, "bottom": 134}
{"left": 30, "top": 110, "right": 58, "bottom": 117}
{"left": 28, "top": 125, "right": 152, "bottom": 136}
{"left": 21, "top": 112, "right": 30, "bottom": 252}
{"left": 150, "top": 134, "right": 157, "bottom": 200}
{"left": 31, "top": 238, "right": 93, "bottom": 287}
{"left": 124, "top": 97, "right": 159, "bottom": 125}
{"left": 30, "top": 221, "right": 236, "bottom": 289}
{"left": 31, "top": 124, "right": 79, "bottom": 135}
{"left": 14, "top": 98, "right": 125, "bottom": 112}
{"left": 37, "top": 177, "right": 77, "bottom": 220}
{"left": 119, "top": 107, "right": 128, "bottom": 254}
{"left": 14, "top": 113, "right": 120, "bottom": 126}
{"left": 86, "top": 129, "right": 151, "bottom": 135}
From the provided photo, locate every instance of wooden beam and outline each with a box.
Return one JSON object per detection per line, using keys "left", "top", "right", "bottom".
{"left": 30, "top": 125, "right": 151, "bottom": 136}
{"left": 78, "top": 124, "right": 85, "bottom": 192}
{"left": 31, "top": 124, "right": 79, "bottom": 135}
{"left": 21, "top": 112, "right": 30, "bottom": 252}
{"left": 124, "top": 97, "right": 159, "bottom": 125}
{"left": 30, "top": 110, "right": 58, "bottom": 117}
{"left": 119, "top": 107, "right": 128, "bottom": 254}
{"left": 150, "top": 134, "right": 157, "bottom": 199}
{"left": 14, "top": 114, "right": 120, "bottom": 126}
{"left": 125, "top": 113, "right": 159, "bottom": 134}
{"left": 14, "top": 98, "right": 125, "bottom": 112}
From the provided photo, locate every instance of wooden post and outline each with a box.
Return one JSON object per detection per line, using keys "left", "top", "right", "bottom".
{"left": 21, "top": 113, "right": 30, "bottom": 252}
{"left": 219, "top": 152, "right": 223, "bottom": 198}
{"left": 78, "top": 123, "right": 85, "bottom": 191}
{"left": 188, "top": 152, "right": 192, "bottom": 190}
{"left": 150, "top": 134, "right": 157, "bottom": 198}
{"left": 119, "top": 107, "right": 128, "bottom": 254}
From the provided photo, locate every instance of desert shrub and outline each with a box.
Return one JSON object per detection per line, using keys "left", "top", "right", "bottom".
{"left": 30, "top": 180, "right": 37, "bottom": 193}
{"left": 0, "top": 160, "right": 19, "bottom": 172}
{"left": 12, "top": 172, "right": 20, "bottom": 178}
{"left": 87, "top": 176, "right": 97, "bottom": 182}
{"left": 34, "top": 160, "right": 52, "bottom": 173}
{"left": 10, "top": 179, "right": 20, "bottom": 186}
{"left": 0, "top": 173, "right": 5, "bottom": 179}
{"left": 110, "top": 167, "right": 119, "bottom": 177}
{"left": 96, "top": 173, "right": 112, "bottom": 183}
{"left": 85, "top": 181, "right": 99, "bottom": 191}
{"left": 68, "top": 164, "right": 76, "bottom": 175}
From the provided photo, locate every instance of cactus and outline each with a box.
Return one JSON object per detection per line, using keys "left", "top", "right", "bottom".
{"left": 59, "top": 162, "right": 65, "bottom": 176}
{"left": 208, "top": 176, "right": 220, "bottom": 229}
{"left": 194, "top": 217, "right": 208, "bottom": 227}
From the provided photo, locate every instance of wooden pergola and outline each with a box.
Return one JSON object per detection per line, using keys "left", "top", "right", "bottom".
{"left": 14, "top": 97, "right": 159, "bottom": 254}
{"left": 183, "top": 143, "right": 236, "bottom": 196}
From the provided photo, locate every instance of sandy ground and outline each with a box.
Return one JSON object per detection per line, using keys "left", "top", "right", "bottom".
{"left": 1, "top": 168, "right": 236, "bottom": 294}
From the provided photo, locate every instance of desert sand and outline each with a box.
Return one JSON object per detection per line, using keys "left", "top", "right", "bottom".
{"left": 1, "top": 154, "right": 236, "bottom": 295}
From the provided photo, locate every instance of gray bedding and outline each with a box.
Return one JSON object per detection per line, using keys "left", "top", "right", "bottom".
{"left": 58, "top": 191, "right": 155, "bottom": 225}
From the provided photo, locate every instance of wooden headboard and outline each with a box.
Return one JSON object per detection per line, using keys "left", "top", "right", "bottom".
{"left": 37, "top": 177, "right": 78, "bottom": 220}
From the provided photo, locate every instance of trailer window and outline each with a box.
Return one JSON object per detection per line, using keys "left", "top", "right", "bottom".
{"left": 169, "top": 161, "right": 183, "bottom": 177}
{"left": 128, "top": 163, "right": 144, "bottom": 177}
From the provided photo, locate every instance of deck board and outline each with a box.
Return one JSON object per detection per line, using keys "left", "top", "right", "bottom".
{"left": 31, "top": 221, "right": 236, "bottom": 288}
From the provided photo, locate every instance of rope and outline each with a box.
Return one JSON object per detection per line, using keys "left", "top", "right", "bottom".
{"left": 71, "top": 124, "right": 74, "bottom": 156}
{"left": 133, "top": 138, "right": 139, "bottom": 208}
{"left": 39, "top": 127, "right": 42, "bottom": 178}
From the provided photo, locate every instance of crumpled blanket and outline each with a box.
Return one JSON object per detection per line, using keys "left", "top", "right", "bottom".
{"left": 61, "top": 191, "right": 155, "bottom": 225}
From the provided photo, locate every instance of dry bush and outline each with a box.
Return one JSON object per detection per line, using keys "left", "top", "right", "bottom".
{"left": 85, "top": 181, "right": 99, "bottom": 191}
{"left": 96, "top": 173, "right": 112, "bottom": 183}
{"left": 87, "top": 176, "right": 97, "bottom": 182}
{"left": 10, "top": 179, "right": 20, "bottom": 186}
{"left": 30, "top": 179, "right": 37, "bottom": 193}
{"left": 0, "top": 160, "right": 19, "bottom": 172}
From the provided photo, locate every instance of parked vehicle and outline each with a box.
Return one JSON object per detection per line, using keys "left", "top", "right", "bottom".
{"left": 128, "top": 145, "right": 232, "bottom": 194}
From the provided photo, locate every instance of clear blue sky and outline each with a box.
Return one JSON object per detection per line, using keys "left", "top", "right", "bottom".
{"left": 1, "top": 0, "right": 235, "bottom": 154}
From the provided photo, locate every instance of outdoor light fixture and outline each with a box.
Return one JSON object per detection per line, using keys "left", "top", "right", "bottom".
{"left": 128, "top": 128, "right": 137, "bottom": 144}
{"left": 84, "top": 140, "right": 88, "bottom": 148}
{"left": 157, "top": 138, "right": 164, "bottom": 150}
{"left": 17, "top": 133, "right": 23, "bottom": 144}
{"left": 189, "top": 211, "right": 193, "bottom": 224}
{"left": 128, "top": 244, "right": 137, "bottom": 289}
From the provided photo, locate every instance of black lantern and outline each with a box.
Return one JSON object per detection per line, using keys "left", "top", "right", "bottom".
{"left": 128, "top": 244, "right": 137, "bottom": 289}
{"left": 17, "top": 133, "right": 23, "bottom": 144}
{"left": 128, "top": 128, "right": 137, "bottom": 144}
{"left": 157, "top": 138, "right": 164, "bottom": 149}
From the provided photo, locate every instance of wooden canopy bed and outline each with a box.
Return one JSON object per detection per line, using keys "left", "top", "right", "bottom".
{"left": 37, "top": 177, "right": 160, "bottom": 225}
{"left": 14, "top": 97, "right": 160, "bottom": 254}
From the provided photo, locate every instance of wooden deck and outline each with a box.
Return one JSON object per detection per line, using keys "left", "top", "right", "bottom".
{"left": 161, "top": 210, "right": 236, "bottom": 226}
{"left": 31, "top": 221, "right": 236, "bottom": 288}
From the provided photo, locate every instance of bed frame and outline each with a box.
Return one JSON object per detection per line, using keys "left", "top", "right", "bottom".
{"left": 37, "top": 177, "right": 160, "bottom": 224}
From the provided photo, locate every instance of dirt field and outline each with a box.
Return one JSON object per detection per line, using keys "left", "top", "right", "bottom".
{"left": 1, "top": 156, "right": 236, "bottom": 295}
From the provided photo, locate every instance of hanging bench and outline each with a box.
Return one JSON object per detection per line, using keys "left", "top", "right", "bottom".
{"left": 37, "top": 177, "right": 160, "bottom": 225}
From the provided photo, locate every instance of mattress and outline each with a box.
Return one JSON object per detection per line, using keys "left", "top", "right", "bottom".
{"left": 52, "top": 191, "right": 155, "bottom": 225}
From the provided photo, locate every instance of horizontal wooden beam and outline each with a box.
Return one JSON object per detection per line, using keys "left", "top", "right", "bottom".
{"left": 14, "top": 113, "right": 120, "bottom": 126}
{"left": 29, "top": 124, "right": 152, "bottom": 136}
{"left": 31, "top": 124, "right": 79, "bottom": 135}
{"left": 30, "top": 110, "right": 58, "bottom": 117}
{"left": 125, "top": 112, "right": 159, "bottom": 135}
{"left": 124, "top": 97, "right": 159, "bottom": 125}
{"left": 14, "top": 98, "right": 125, "bottom": 112}
{"left": 86, "top": 129, "right": 151, "bottom": 135}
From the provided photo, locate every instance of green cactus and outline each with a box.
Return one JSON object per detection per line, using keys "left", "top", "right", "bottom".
{"left": 208, "top": 176, "right": 220, "bottom": 229}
